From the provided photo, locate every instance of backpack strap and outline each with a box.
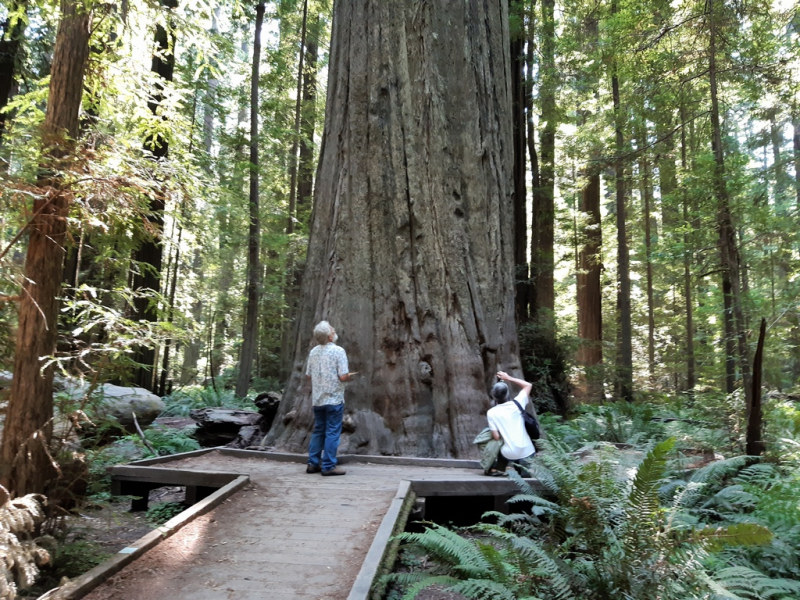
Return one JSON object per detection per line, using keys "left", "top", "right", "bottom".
{"left": 511, "top": 398, "right": 527, "bottom": 414}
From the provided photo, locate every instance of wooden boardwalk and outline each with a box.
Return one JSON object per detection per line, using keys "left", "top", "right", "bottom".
{"left": 81, "top": 451, "right": 494, "bottom": 600}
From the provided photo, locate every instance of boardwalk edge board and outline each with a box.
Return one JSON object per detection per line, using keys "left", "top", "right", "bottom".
{"left": 40, "top": 475, "right": 250, "bottom": 600}
{"left": 347, "top": 480, "right": 415, "bottom": 600}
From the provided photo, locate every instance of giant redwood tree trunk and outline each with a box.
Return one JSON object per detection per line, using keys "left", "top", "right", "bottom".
{"left": 266, "top": 0, "right": 519, "bottom": 458}
{"left": 1, "top": 0, "right": 91, "bottom": 496}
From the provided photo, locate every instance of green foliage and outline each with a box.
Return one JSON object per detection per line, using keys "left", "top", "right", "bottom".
{"left": 161, "top": 386, "right": 256, "bottom": 416}
{"left": 50, "top": 540, "right": 110, "bottom": 580}
{"left": 385, "top": 439, "right": 798, "bottom": 600}
{"left": 146, "top": 502, "right": 185, "bottom": 526}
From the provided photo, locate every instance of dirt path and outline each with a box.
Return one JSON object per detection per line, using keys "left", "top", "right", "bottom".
{"left": 81, "top": 452, "right": 484, "bottom": 600}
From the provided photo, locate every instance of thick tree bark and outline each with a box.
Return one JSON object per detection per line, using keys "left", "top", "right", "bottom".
{"left": 708, "top": 0, "right": 751, "bottom": 406}
{"left": 531, "top": 0, "right": 556, "bottom": 333}
{"left": 0, "top": 0, "right": 91, "bottom": 497}
{"left": 234, "top": 1, "right": 264, "bottom": 399}
{"left": 0, "top": 1, "right": 26, "bottom": 142}
{"left": 511, "top": 31, "right": 528, "bottom": 322}
{"left": 576, "top": 172, "right": 603, "bottom": 402}
{"left": 610, "top": 27, "right": 633, "bottom": 402}
{"left": 266, "top": 0, "right": 519, "bottom": 458}
{"left": 131, "top": 0, "right": 178, "bottom": 390}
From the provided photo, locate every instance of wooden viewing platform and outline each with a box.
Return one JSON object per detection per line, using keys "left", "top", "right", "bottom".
{"left": 48, "top": 449, "right": 537, "bottom": 600}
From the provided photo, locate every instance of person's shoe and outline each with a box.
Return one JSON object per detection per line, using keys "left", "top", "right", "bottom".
{"left": 321, "top": 466, "right": 346, "bottom": 476}
{"left": 306, "top": 464, "right": 321, "bottom": 474}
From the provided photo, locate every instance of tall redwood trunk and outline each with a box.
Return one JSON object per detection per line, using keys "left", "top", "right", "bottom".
{"left": 511, "top": 30, "right": 528, "bottom": 322}
{"left": 131, "top": 0, "right": 178, "bottom": 390}
{"left": 610, "top": 11, "right": 633, "bottom": 401}
{"left": 708, "top": 0, "right": 751, "bottom": 408}
{"left": 286, "top": 0, "right": 308, "bottom": 236}
{"left": 576, "top": 172, "right": 603, "bottom": 402}
{"left": 1, "top": 0, "right": 91, "bottom": 497}
{"left": 296, "top": 12, "right": 320, "bottom": 225}
{"left": 280, "top": 2, "right": 314, "bottom": 379}
{"left": 234, "top": 1, "right": 264, "bottom": 399}
{"left": 266, "top": 0, "right": 518, "bottom": 458}
{"left": 531, "top": 0, "right": 556, "bottom": 333}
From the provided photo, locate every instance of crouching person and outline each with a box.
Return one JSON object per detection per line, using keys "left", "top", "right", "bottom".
{"left": 475, "top": 371, "right": 536, "bottom": 476}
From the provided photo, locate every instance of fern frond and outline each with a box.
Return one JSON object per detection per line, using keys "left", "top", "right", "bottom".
{"left": 691, "top": 523, "right": 773, "bottom": 552}
{"left": 688, "top": 455, "right": 752, "bottom": 488}
{"left": 628, "top": 437, "right": 675, "bottom": 513}
{"left": 395, "top": 525, "right": 490, "bottom": 576}
{"left": 400, "top": 575, "right": 462, "bottom": 600}
{"left": 449, "top": 578, "right": 518, "bottom": 600}
{"left": 715, "top": 565, "right": 800, "bottom": 600}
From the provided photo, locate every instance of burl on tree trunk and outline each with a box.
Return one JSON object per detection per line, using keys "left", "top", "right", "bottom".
{"left": 266, "top": 1, "right": 520, "bottom": 458}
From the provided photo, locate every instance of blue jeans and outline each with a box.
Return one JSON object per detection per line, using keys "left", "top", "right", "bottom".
{"left": 308, "top": 403, "right": 344, "bottom": 472}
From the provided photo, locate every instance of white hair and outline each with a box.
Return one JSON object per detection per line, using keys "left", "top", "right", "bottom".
{"left": 491, "top": 382, "right": 509, "bottom": 404}
{"left": 313, "top": 321, "right": 333, "bottom": 345}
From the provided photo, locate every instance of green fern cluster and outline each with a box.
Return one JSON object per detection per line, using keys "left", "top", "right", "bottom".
{"left": 161, "top": 386, "right": 256, "bottom": 417}
{"left": 382, "top": 439, "right": 799, "bottom": 600}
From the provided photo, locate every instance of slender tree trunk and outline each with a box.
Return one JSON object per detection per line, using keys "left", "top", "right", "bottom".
{"left": 181, "top": 249, "right": 204, "bottom": 384}
{"left": 158, "top": 225, "right": 181, "bottom": 396}
{"left": 793, "top": 104, "right": 800, "bottom": 211}
{"left": 286, "top": 0, "right": 308, "bottom": 235}
{"left": 131, "top": 0, "right": 178, "bottom": 390}
{"left": 280, "top": 3, "right": 314, "bottom": 379}
{"left": 0, "top": 1, "right": 26, "bottom": 142}
{"left": 708, "top": 0, "right": 751, "bottom": 406}
{"left": 769, "top": 108, "right": 788, "bottom": 209}
{"left": 266, "top": 0, "right": 519, "bottom": 457}
{"left": 235, "top": 1, "right": 264, "bottom": 399}
{"left": 511, "top": 28, "right": 528, "bottom": 322}
{"left": 610, "top": 10, "right": 633, "bottom": 401}
{"left": 576, "top": 172, "right": 603, "bottom": 402}
{"left": 657, "top": 119, "right": 678, "bottom": 227}
{"left": 531, "top": 0, "right": 556, "bottom": 333}
{"left": 296, "top": 12, "right": 319, "bottom": 225}
{"left": 0, "top": 0, "right": 91, "bottom": 497}
{"left": 639, "top": 131, "right": 655, "bottom": 380}
{"left": 679, "top": 101, "right": 695, "bottom": 395}
{"left": 746, "top": 318, "right": 766, "bottom": 456}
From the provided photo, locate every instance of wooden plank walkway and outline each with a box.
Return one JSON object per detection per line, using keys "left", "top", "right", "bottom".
{"left": 81, "top": 451, "right": 492, "bottom": 600}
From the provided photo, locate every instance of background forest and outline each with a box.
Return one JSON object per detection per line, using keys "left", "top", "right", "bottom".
{"left": 0, "top": 0, "right": 798, "bottom": 417}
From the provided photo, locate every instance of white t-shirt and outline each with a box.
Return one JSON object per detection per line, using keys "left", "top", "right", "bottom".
{"left": 486, "top": 391, "right": 535, "bottom": 460}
